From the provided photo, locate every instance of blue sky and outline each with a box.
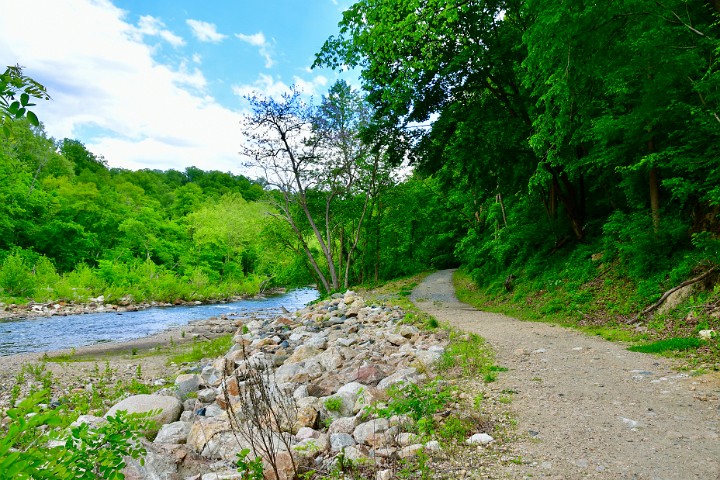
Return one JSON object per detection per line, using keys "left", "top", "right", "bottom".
{"left": 0, "top": 0, "right": 356, "bottom": 173}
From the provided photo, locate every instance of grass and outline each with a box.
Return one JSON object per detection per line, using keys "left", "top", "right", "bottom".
{"left": 167, "top": 334, "right": 233, "bottom": 364}
{"left": 628, "top": 337, "right": 703, "bottom": 354}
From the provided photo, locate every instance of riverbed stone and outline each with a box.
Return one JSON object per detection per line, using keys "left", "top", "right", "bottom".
{"left": 105, "top": 394, "right": 182, "bottom": 431}
{"left": 330, "top": 433, "right": 356, "bottom": 451}
{"left": 175, "top": 374, "right": 200, "bottom": 399}
{"left": 154, "top": 420, "right": 192, "bottom": 444}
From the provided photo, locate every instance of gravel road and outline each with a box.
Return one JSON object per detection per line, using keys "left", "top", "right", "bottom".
{"left": 412, "top": 270, "right": 720, "bottom": 479}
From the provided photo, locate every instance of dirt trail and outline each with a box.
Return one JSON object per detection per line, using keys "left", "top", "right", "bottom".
{"left": 412, "top": 270, "right": 720, "bottom": 480}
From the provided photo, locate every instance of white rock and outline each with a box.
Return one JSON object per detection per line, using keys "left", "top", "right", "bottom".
{"left": 154, "top": 421, "right": 191, "bottom": 444}
{"left": 105, "top": 394, "right": 182, "bottom": 429}
{"left": 197, "top": 388, "right": 217, "bottom": 403}
{"left": 699, "top": 329, "right": 717, "bottom": 339}
{"left": 330, "top": 433, "right": 356, "bottom": 451}
{"left": 174, "top": 374, "right": 200, "bottom": 399}
{"left": 466, "top": 433, "right": 494, "bottom": 445}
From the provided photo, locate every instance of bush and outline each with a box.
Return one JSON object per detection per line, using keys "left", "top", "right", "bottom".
{"left": 0, "top": 390, "right": 151, "bottom": 479}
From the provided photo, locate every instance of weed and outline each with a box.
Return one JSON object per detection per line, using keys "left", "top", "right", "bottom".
{"left": 324, "top": 396, "right": 343, "bottom": 412}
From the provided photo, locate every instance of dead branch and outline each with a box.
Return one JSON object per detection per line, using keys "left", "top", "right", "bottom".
{"left": 636, "top": 266, "right": 717, "bottom": 320}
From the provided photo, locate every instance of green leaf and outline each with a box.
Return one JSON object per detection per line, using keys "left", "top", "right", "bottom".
{"left": 20, "top": 92, "right": 29, "bottom": 106}
{"left": 26, "top": 110, "right": 39, "bottom": 126}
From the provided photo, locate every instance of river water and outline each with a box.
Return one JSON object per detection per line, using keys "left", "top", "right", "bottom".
{"left": 0, "top": 288, "right": 319, "bottom": 356}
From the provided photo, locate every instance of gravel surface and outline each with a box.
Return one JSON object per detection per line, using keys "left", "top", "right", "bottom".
{"left": 412, "top": 270, "right": 720, "bottom": 479}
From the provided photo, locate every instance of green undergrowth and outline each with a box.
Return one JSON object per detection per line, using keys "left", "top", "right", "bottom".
{"left": 454, "top": 266, "right": 720, "bottom": 369}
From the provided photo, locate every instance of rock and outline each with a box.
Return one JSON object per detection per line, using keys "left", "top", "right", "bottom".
{"left": 175, "top": 374, "right": 201, "bottom": 399}
{"left": 399, "top": 443, "right": 424, "bottom": 458}
{"left": 699, "top": 329, "right": 717, "bottom": 340}
{"left": 154, "top": 421, "right": 192, "bottom": 444}
{"left": 466, "top": 433, "right": 494, "bottom": 445}
{"left": 296, "top": 427, "right": 321, "bottom": 441}
{"left": 330, "top": 433, "right": 356, "bottom": 452}
{"left": 70, "top": 414, "right": 106, "bottom": 429}
{"left": 377, "top": 367, "right": 418, "bottom": 390}
{"left": 376, "top": 469, "right": 393, "bottom": 480}
{"left": 201, "top": 366, "right": 223, "bottom": 387}
{"left": 105, "top": 394, "right": 182, "bottom": 431}
{"left": 353, "top": 418, "right": 390, "bottom": 445}
{"left": 385, "top": 332, "right": 408, "bottom": 346}
{"left": 328, "top": 416, "right": 358, "bottom": 436}
{"left": 197, "top": 388, "right": 217, "bottom": 403}
{"left": 294, "top": 405, "right": 319, "bottom": 431}
{"left": 187, "top": 417, "right": 231, "bottom": 453}
{"left": 287, "top": 345, "right": 321, "bottom": 363}
{"left": 352, "top": 365, "right": 387, "bottom": 386}
{"left": 657, "top": 283, "right": 694, "bottom": 315}
{"left": 424, "top": 440, "right": 442, "bottom": 452}
{"left": 276, "top": 363, "right": 309, "bottom": 384}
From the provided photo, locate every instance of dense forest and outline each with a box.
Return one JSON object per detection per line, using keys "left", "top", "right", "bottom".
{"left": 2, "top": 0, "right": 720, "bottom": 332}
{"left": 0, "top": 114, "right": 458, "bottom": 304}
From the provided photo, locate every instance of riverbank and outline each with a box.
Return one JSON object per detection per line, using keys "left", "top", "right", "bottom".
{"left": 0, "top": 287, "right": 290, "bottom": 321}
{"left": 0, "top": 313, "right": 242, "bottom": 413}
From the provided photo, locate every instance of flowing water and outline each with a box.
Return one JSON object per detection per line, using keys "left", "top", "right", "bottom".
{"left": 0, "top": 288, "right": 318, "bottom": 356}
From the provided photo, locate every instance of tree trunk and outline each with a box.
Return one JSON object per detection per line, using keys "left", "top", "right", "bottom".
{"left": 649, "top": 167, "right": 660, "bottom": 233}
{"left": 546, "top": 165, "right": 584, "bottom": 241}
{"left": 496, "top": 193, "right": 508, "bottom": 228}
{"left": 648, "top": 138, "right": 660, "bottom": 233}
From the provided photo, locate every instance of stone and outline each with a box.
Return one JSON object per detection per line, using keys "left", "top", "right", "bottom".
{"left": 657, "top": 284, "right": 694, "bottom": 315}
{"left": 398, "top": 443, "right": 424, "bottom": 458}
{"left": 385, "top": 332, "right": 408, "bottom": 346}
{"left": 70, "top": 414, "right": 106, "bottom": 429}
{"left": 294, "top": 405, "right": 319, "bottom": 431}
{"left": 154, "top": 421, "right": 192, "bottom": 444}
{"left": 318, "top": 347, "right": 344, "bottom": 371}
{"left": 352, "top": 365, "right": 387, "bottom": 386}
{"left": 201, "top": 366, "right": 223, "bottom": 387}
{"left": 197, "top": 388, "right": 217, "bottom": 403}
{"left": 175, "top": 374, "right": 201, "bottom": 399}
{"left": 377, "top": 368, "right": 418, "bottom": 390}
{"left": 328, "top": 416, "right": 358, "bottom": 436}
{"left": 276, "top": 363, "right": 309, "bottom": 384}
{"left": 466, "top": 433, "right": 494, "bottom": 445}
{"left": 353, "top": 418, "right": 390, "bottom": 446}
{"left": 287, "top": 345, "right": 321, "bottom": 363}
{"left": 414, "top": 348, "right": 443, "bottom": 366}
{"left": 105, "top": 394, "right": 182, "bottom": 430}
{"left": 396, "top": 432, "right": 420, "bottom": 447}
{"left": 424, "top": 440, "right": 441, "bottom": 452}
{"left": 202, "top": 472, "right": 243, "bottom": 480}
{"left": 330, "top": 433, "right": 356, "bottom": 452}
{"left": 296, "top": 427, "right": 321, "bottom": 441}
{"left": 376, "top": 469, "right": 393, "bottom": 480}
{"left": 187, "top": 417, "right": 231, "bottom": 453}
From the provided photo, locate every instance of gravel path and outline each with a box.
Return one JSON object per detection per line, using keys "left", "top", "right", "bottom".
{"left": 412, "top": 270, "right": 720, "bottom": 479}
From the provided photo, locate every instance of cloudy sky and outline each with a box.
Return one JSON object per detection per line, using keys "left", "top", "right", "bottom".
{"left": 0, "top": 0, "right": 355, "bottom": 173}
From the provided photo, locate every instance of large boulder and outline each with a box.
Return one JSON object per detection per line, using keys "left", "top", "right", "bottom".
{"left": 105, "top": 394, "right": 182, "bottom": 432}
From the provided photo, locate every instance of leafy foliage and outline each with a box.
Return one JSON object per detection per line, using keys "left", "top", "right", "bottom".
{"left": 0, "top": 390, "right": 151, "bottom": 479}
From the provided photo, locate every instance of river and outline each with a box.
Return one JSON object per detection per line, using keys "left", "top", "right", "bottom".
{"left": 0, "top": 288, "right": 319, "bottom": 356}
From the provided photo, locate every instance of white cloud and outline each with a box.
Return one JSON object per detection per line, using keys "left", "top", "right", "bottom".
{"left": 0, "top": 0, "right": 245, "bottom": 173}
{"left": 186, "top": 19, "right": 227, "bottom": 43}
{"left": 232, "top": 73, "right": 291, "bottom": 100}
{"left": 135, "top": 15, "right": 185, "bottom": 47}
{"left": 235, "top": 32, "right": 274, "bottom": 68}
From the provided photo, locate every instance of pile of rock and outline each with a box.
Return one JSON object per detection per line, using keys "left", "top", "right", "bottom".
{"left": 119, "top": 291, "right": 451, "bottom": 479}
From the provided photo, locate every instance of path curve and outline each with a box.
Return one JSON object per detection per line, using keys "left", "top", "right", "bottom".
{"left": 412, "top": 270, "right": 720, "bottom": 479}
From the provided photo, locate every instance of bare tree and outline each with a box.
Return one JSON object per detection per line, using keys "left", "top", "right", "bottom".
{"left": 241, "top": 83, "right": 385, "bottom": 292}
